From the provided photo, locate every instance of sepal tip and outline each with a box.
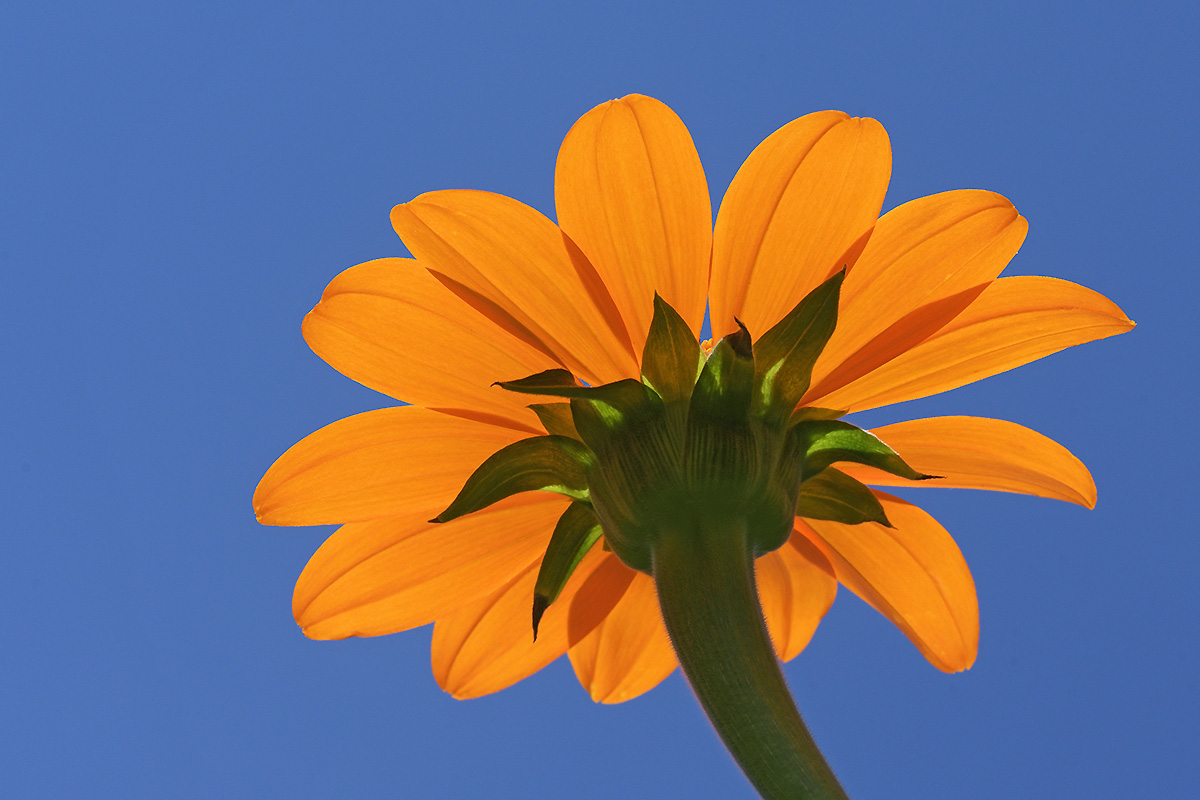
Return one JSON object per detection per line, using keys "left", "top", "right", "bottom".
{"left": 532, "top": 594, "right": 550, "bottom": 641}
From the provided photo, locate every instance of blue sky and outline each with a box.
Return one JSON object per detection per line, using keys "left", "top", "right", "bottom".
{"left": 5, "top": 2, "right": 1196, "bottom": 797}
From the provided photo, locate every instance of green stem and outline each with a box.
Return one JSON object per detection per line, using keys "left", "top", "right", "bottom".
{"left": 652, "top": 520, "right": 848, "bottom": 800}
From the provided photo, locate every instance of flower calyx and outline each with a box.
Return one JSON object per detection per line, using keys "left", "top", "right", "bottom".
{"left": 431, "top": 270, "right": 934, "bottom": 636}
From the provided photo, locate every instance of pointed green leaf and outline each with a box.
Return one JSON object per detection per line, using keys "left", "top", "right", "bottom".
{"left": 795, "top": 468, "right": 891, "bottom": 526}
{"left": 433, "top": 435, "right": 594, "bottom": 523}
{"left": 683, "top": 322, "right": 757, "bottom": 488}
{"left": 641, "top": 293, "right": 704, "bottom": 405}
{"left": 567, "top": 380, "right": 663, "bottom": 452}
{"left": 495, "top": 368, "right": 581, "bottom": 394}
{"left": 568, "top": 378, "right": 658, "bottom": 408}
{"left": 528, "top": 403, "right": 580, "bottom": 439}
{"left": 499, "top": 371, "right": 662, "bottom": 448}
{"left": 500, "top": 370, "right": 663, "bottom": 451}
{"left": 788, "top": 406, "right": 848, "bottom": 425}
{"left": 689, "top": 320, "right": 755, "bottom": 423}
{"left": 753, "top": 270, "right": 844, "bottom": 424}
{"left": 794, "top": 419, "right": 932, "bottom": 481}
{"left": 532, "top": 502, "right": 603, "bottom": 639}
{"left": 499, "top": 371, "right": 658, "bottom": 412}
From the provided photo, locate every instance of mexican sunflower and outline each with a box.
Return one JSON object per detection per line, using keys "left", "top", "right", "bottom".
{"left": 254, "top": 94, "right": 1132, "bottom": 798}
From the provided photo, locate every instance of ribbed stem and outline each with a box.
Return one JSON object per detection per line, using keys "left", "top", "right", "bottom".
{"left": 652, "top": 520, "right": 848, "bottom": 800}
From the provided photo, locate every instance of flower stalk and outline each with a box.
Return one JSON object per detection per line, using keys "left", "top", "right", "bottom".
{"left": 653, "top": 518, "right": 848, "bottom": 800}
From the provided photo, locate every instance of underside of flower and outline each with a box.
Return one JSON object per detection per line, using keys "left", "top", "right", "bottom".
{"left": 432, "top": 271, "right": 932, "bottom": 638}
{"left": 430, "top": 270, "right": 936, "bottom": 799}
{"left": 256, "top": 93, "right": 1135, "bottom": 800}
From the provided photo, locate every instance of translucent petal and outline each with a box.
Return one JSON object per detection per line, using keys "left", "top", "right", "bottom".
{"left": 568, "top": 570, "right": 677, "bottom": 704}
{"left": 711, "top": 113, "right": 890, "bottom": 338}
{"left": 431, "top": 546, "right": 607, "bottom": 699}
{"left": 303, "top": 258, "right": 556, "bottom": 428}
{"left": 556, "top": 94, "right": 712, "bottom": 345}
{"left": 809, "top": 189, "right": 1026, "bottom": 397}
{"left": 839, "top": 416, "right": 1096, "bottom": 507}
{"left": 810, "top": 276, "right": 1135, "bottom": 412}
{"left": 800, "top": 492, "right": 978, "bottom": 672}
{"left": 392, "top": 190, "right": 638, "bottom": 385}
{"left": 567, "top": 552, "right": 636, "bottom": 646}
{"left": 253, "top": 407, "right": 524, "bottom": 526}
{"left": 757, "top": 533, "right": 838, "bottom": 661}
{"left": 296, "top": 495, "right": 568, "bottom": 639}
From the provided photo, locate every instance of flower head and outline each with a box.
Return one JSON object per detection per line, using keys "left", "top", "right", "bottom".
{"left": 255, "top": 94, "right": 1133, "bottom": 705}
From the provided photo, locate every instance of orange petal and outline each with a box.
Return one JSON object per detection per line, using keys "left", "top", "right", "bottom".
{"left": 568, "top": 570, "right": 677, "bottom": 704}
{"left": 710, "top": 113, "right": 891, "bottom": 338}
{"left": 567, "top": 552, "right": 636, "bottom": 646}
{"left": 253, "top": 407, "right": 524, "bottom": 526}
{"left": 391, "top": 190, "right": 638, "bottom": 386}
{"left": 756, "top": 533, "right": 838, "bottom": 662}
{"left": 303, "top": 258, "right": 556, "bottom": 430}
{"left": 294, "top": 494, "right": 568, "bottom": 640}
{"left": 809, "top": 190, "right": 1027, "bottom": 397}
{"left": 839, "top": 416, "right": 1097, "bottom": 508}
{"left": 431, "top": 546, "right": 607, "bottom": 699}
{"left": 555, "top": 94, "right": 712, "bottom": 345}
{"left": 799, "top": 492, "right": 978, "bottom": 672}
{"left": 810, "top": 276, "right": 1135, "bottom": 412}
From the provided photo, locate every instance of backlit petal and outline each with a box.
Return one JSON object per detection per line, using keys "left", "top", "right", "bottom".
{"left": 756, "top": 533, "right": 838, "bottom": 662}
{"left": 556, "top": 94, "right": 712, "bottom": 345}
{"left": 303, "top": 258, "right": 556, "bottom": 429}
{"left": 710, "top": 113, "right": 891, "bottom": 337}
{"left": 253, "top": 407, "right": 524, "bottom": 526}
{"left": 809, "top": 190, "right": 1027, "bottom": 397}
{"left": 391, "top": 190, "right": 638, "bottom": 385}
{"left": 810, "top": 276, "right": 1135, "bottom": 412}
{"left": 567, "top": 552, "right": 636, "bottom": 646}
{"left": 800, "top": 492, "right": 978, "bottom": 672}
{"left": 295, "top": 495, "right": 568, "bottom": 640}
{"left": 839, "top": 416, "right": 1096, "bottom": 508}
{"left": 568, "top": 570, "right": 677, "bottom": 704}
{"left": 431, "top": 546, "right": 607, "bottom": 699}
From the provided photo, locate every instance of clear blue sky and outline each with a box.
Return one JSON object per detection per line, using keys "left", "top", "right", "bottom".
{"left": 5, "top": 2, "right": 1196, "bottom": 797}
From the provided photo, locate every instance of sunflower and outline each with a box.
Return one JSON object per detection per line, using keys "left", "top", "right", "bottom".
{"left": 254, "top": 94, "right": 1132, "bottom": 796}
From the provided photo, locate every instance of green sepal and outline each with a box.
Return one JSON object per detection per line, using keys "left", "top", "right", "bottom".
{"left": 641, "top": 293, "right": 704, "bottom": 405}
{"left": 793, "top": 419, "right": 932, "bottom": 481}
{"left": 494, "top": 368, "right": 581, "bottom": 394}
{"left": 498, "top": 368, "right": 662, "bottom": 452}
{"left": 528, "top": 403, "right": 580, "bottom": 439}
{"left": 498, "top": 371, "right": 655, "bottom": 408}
{"left": 532, "top": 502, "right": 603, "bottom": 640}
{"left": 795, "top": 468, "right": 891, "bottom": 526}
{"left": 567, "top": 380, "right": 663, "bottom": 453}
{"left": 433, "top": 435, "right": 595, "bottom": 523}
{"left": 788, "top": 406, "right": 847, "bottom": 425}
{"left": 689, "top": 320, "right": 755, "bottom": 423}
{"left": 683, "top": 321, "right": 761, "bottom": 502}
{"left": 753, "top": 270, "right": 844, "bottom": 424}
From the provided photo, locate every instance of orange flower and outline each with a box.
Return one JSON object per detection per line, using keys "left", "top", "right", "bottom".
{"left": 254, "top": 94, "right": 1133, "bottom": 704}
